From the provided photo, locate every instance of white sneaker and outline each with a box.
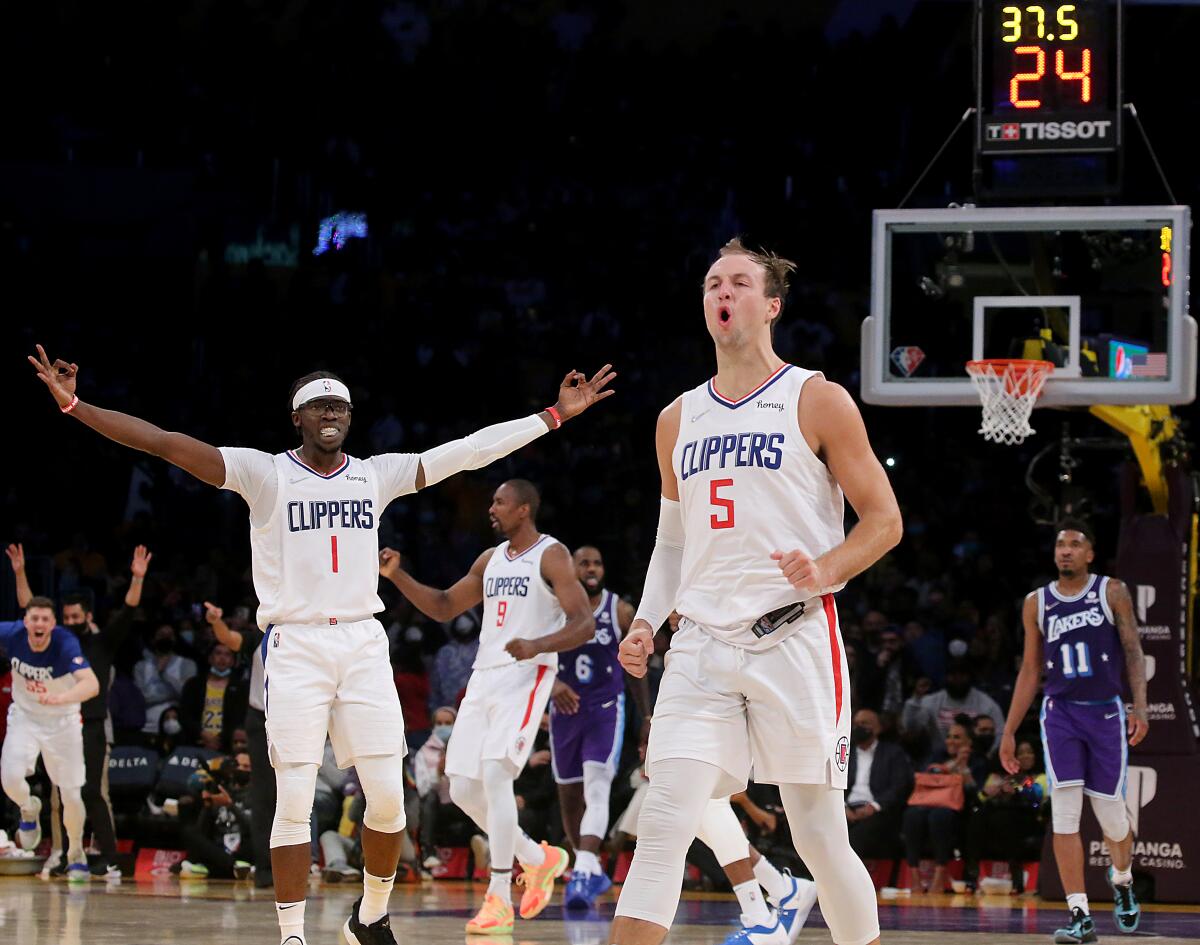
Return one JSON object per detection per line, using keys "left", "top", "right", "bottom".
{"left": 17, "top": 796, "right": 42, "bottom": 851}
{"left": 773, "top": 872, "right": 818, "bottom": 943}
{"left": 422, "top": 854, "right": 443, "bottom": 870}
{"left": 719, "top": 911, "right": 790, "bottom": 945}
{"left": 40, "top": 850, "right": 62, "bottom": 880}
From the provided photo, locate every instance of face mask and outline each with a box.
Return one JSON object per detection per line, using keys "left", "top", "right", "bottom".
{"left": 154, "top": 639, "right": 174, "bottom": 654}
{"left": 163, "top": 719, "right": 182, "bottom": 736}
{"left": 180, "top": 630, "right": 196, "bottom": 646}
{"left": 851, "top": 725, "right": 874, "bottom": 745}
{"left": 211, "top": 666, "right": 232, "bottom": 678}
{"left": 434, "top": 724, "right": 453, "bottom": 743}
{"left": 65, "top": 622, "right": 88, "bottom": 635}
{"left": 974, "top": 733, "right": 995, "bottom": 753}
{"left": 946, "top": 680, "right": 970, "bottom": 699}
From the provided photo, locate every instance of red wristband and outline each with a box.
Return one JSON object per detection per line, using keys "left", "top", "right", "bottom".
{"left": 61, "top": 395, "right": 79, "bottom": 415}
{"left": 545, "top": 405, "right": 562, "bottom": 429}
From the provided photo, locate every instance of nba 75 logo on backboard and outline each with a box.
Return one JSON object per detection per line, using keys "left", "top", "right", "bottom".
{"left": 890, "top": 346, "right": 925, "bottom": 378}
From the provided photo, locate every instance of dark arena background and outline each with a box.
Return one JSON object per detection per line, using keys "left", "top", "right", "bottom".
{"left": 3, "top": 1, "right": 1200, "bottom": 943}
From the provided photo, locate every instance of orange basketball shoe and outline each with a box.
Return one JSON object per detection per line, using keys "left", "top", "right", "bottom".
{"left": 465, "top": 894, "right": 514, "bottom": 935}
{"left": 516, "top": 843, "right": 569, "bottom": 919}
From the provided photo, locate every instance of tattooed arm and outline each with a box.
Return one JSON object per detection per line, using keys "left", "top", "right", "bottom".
{"left": 1107, "top": 578, "right": 1149, "bottom": 747}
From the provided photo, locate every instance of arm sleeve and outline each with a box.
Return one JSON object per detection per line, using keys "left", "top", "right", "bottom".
{"left": 418, "top": 415, "right": 548, "bottom": 489}
{"left": 369, "top": 452, "right": 422, "bottom": 505}
{"left": 218, "top": 447, "right": 278, "bottom": 528}
{"left": 632, "top": 498, "right": 685, "bottom": 631}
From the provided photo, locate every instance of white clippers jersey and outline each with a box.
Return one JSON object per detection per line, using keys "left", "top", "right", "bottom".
{"left": 475, "top": 535, "right": 565, "bottom": 670}
{"left": 220, "top": 447, "right": 420, "bottom": 628}
{"left": 672, "top": 364, "right": 845, "bottom": 649}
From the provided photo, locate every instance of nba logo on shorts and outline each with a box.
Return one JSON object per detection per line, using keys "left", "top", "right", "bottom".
{"left": 273, "top": 632, "right": 280, "bottom": 648}
{"left": 834, "top": 736, "right": 849, "bottom": 772}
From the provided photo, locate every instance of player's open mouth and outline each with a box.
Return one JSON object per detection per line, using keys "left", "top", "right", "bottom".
{"left": 718, "top": 306, "right": 732, "bottom": 324}
{"left": 320, "top": 427, "right": 339, "bottom": 439}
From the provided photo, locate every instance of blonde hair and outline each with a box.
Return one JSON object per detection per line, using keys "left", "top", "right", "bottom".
{"left": 716, "top": 237, "right": 798, "bottom": 320}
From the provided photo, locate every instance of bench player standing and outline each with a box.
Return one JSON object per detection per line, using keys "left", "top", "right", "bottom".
{"left": 1, "top": 598, "right": 100, "bottom": 882}
{"left": 612, "top": 239, "right": 902, "bottom": 945}
{"left": 379, "top": 480, "right": 594, "bottom": 935}
{"left": 29, "top": 345, "right": 613, "bottom": 945}
{"left": 1001, "top": 522, "right": 1149, "bottom": 944}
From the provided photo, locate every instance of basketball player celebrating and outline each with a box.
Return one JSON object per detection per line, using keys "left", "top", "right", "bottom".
{"left": 29, "top": 345, "right": 613, "bottom": 945}
{"left": 1, "top": 598, "right": 100, "bottom": 882}
{"left": 378, "top": 480, "right": 593, "bottom": 935}
{"left": 612, "top": 239, "right": 902, "bottom": 945}
{"left": 553, "top": 545, "right": 651, "bottom": 909}
{"left": 1001, "top": 522, "right": 1148, "bottom": 944}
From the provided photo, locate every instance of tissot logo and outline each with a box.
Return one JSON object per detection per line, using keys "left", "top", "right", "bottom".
{"left": 987, "top": 119, "right": 1113, "bottom": 143}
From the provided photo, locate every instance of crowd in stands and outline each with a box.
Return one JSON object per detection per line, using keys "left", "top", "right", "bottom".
{"left": 2, "top": 532, "right": 1051, "bottom": 892}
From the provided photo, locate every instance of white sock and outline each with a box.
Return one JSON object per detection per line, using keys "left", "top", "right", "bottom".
{"left": 488, "top": 869, "right": 513, "bottom": 905}
{"left": 358, "top": 871, "right": 395, "bottom": 925}
{"left": 1111, "top": 866, "right": 1133, "bottom": 886}
{"left": 733, "top": 879, "right": 773, "bottom": 927}
{"left": 753, "top": 857, "right": 790, "bottom": 902}
{"left": 1067, "top": 893, "right": 1090, "bottom": 915}
{"left": 516, "top": 833, "right": 545, "bottom": 866}
{"left": 276, "top": 900, "right": 305, "bottom": 943}
{"left": 574, "top": 850, "right": 601, "bottom": 875}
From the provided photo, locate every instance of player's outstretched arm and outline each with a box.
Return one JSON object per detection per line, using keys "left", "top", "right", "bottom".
{"left": 29, "top": 345, "right": 226, "bottom": 487}
{"left": 1000, "top": 594, "right": 1044, "bottom": 774}
{"left": 5, "top": 544, "right": 33, "bottom": 610}
{"left": 778, "top": 380, "right": 902, "bottom": 594}
{"left": 620, "top": 399, "right": 684, "bottom": 679}
{"left": 504, "top": 544, "right": 595, "bottom": 661}
{"left": 413, "top": 365, "right": 616, "bottom": 490}
{"left": 1108, "top": 578, "right": 1150, "bottom": 746}
{"left": 379, "top": 547, "right": 489, "bottom": 623}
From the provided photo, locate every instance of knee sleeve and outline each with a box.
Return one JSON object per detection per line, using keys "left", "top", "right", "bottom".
{"left": 271, "top": 763, "right": 318, "bottom": 848}
{"left": 449, "top": 774, "right": 488, "bottom": 828}
{"left": 614, "top": 758, "right": 724, "bottom": 929}
{"left": 1090, "top": 794, "right": 1131, "bottom": 841}
{"left": 356, "top": 753, "right": 408, "bottom": 834}
{"left": 579, "top": 761, "right": 615, "bottom": 841}
{"left": 1051, "top": 784, "right": 1083, "bottom": 835}
{"left": 696, "top": 796, "right": 750, "bottom": 867}
{"left": 780, "top": 784, "right": 879, "bottom": 945}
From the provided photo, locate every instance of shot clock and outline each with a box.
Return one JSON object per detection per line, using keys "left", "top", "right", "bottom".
{"left": 977, "top": 0, "right": 1121, "bottom": 154}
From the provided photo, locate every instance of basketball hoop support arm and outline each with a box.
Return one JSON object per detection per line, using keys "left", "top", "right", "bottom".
{"left": 1087, "top": 404, "right": 1179, "bottom": 515}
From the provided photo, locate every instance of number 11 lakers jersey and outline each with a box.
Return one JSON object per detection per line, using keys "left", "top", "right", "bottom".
{"left": 672, "top": 364, "right": 846, "bottom": 649}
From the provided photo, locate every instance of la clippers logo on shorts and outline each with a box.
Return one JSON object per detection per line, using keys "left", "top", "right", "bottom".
{"left": 515, "top": 735, "right": 526, "bottom": 753}
{"left": 834, "top": 736, "right": 849, "bottom": 772}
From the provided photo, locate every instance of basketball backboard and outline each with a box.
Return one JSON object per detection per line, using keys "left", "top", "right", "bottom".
{"left": 862, "top": 205, "right": 1195, "bottom": 407}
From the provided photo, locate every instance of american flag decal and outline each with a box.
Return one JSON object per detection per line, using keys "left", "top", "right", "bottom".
{"left": 1131, "top": 353, "right": 1168, "bottom": 377}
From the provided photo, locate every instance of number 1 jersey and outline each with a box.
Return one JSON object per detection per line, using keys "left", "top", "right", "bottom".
{"left": 672, "top": 365, "right": 846, "bottom": 650}
{"left": 220, "top": 447, "right": 420, "bottom": 629}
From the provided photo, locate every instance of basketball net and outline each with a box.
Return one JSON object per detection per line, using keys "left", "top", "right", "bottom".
{"left": 965, "top": 359, "right": 1053, "bottom": 446}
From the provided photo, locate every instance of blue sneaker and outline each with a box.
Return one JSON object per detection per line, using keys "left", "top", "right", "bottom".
{"left": 1108, "top": 867, "right": 1140, "bottom": 933}
{"left": 719, "top": 912, "right": 789, "bottom": 945}
{"left": 772, "top": 871, "right": 817, "bottom": 944}
{"left": 565, "top": 870, "right": 613, "bottom": 909}
{"left": 1054, "top": 907, "right": 1098, "bottom": 944}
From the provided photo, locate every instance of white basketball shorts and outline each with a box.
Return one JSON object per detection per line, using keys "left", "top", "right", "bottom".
{"left": 3, "top": 705, "right": 86, "bottom": 790}
{"left": 261, "top": 617, "right": 405, "bottom": 767}
{"left": 445, "top": 661, "right": 556, "bottom": 780}
{"left": 647, "top": 594, "right": 852, "bottom": 796}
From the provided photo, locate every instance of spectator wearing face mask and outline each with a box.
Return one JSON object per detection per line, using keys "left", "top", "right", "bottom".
{"left": 844, "top": 709, "right": 913, "bottom": 860}
{"left": 180, "top": 644, "right": 248, "bottom": 752}
{"left": 7, "top": 543, "right": 151, "bottom": 878}
{"left": 413, "top": 706, "right": 461, "bottom": 867}
{"left": 135, "top": 624, "right": 198, "bottom": 734}
{"left": 153, "top": 706, "right": 185, "bottom": 756}
{"left": 901, "top": 658, "right": 1005, "bottom": 752}
{"left": 429, "top": 612, "right": 479, "bottom": 710}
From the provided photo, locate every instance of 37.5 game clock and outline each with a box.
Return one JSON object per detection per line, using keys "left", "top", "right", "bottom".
{"left": 977, "top": 0, "right": 1121, "bottom": 154}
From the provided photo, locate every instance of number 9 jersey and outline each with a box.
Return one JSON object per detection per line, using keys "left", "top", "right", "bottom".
{"left": 474, "top": 535, "right": 565, "bottom": 670}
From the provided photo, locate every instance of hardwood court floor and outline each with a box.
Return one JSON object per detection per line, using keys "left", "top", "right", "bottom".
{"left": 1, "top": 875, "right": 1198, "bottom": 944}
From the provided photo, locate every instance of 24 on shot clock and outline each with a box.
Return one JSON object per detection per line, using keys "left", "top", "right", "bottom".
{"left": 977, "top": 0, "right": 1121, "bottom": 154}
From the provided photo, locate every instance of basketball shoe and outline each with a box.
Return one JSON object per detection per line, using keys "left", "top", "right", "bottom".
{"left": 343, "top": 896, "right": 398, "bottom": 945}
{"left": 1107, "top": 867, "right": 1140, "bottom": 933}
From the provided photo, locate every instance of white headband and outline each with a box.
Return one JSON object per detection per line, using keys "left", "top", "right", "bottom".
{"left": 292, "top": 377, "right": 352, "bottom": 410}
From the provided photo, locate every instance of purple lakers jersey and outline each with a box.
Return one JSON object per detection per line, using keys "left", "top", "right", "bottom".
{"left": 1038, "top": 574, "right": 1125, "bottom": 701}
{"left": 558, "top": 590, "right": 623, "bottom": 704}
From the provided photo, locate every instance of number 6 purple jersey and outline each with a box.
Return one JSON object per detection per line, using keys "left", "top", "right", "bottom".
{"left": 1038, "top": 574, "right": 1125, "bottom": 701}
{"left": 557, "top": 590, "right": 624, "bottom": 706}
